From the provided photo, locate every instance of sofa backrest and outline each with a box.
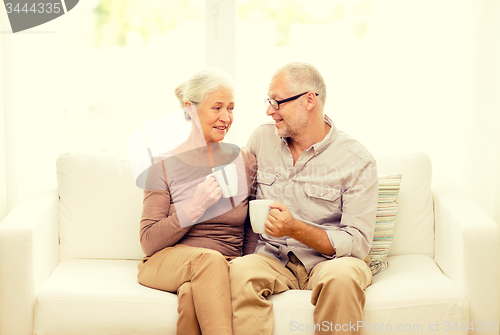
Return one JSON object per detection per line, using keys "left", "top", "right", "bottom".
{"left": 377, "top": 152, "right": 434, "bottom": 258}
{"left": 57, "top": 153, "right": 144, "bottom": 260}
{"left": 56, "top": 152, "right": 434, "bottom": 260}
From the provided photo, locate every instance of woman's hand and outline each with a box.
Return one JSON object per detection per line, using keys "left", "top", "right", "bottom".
{"left": 184, "top": 176, "right": 222, "bottom": 222}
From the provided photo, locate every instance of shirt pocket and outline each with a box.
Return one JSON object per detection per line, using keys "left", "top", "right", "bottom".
{"left": 256, "top": 170, "right": 277, "bottom": 198}
{"left": 303, "top": 183, "right": 342, "bottom": 221}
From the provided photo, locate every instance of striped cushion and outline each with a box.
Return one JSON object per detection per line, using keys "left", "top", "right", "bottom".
{"left": 369, "top": 174, "right": 402, "bottom": 275}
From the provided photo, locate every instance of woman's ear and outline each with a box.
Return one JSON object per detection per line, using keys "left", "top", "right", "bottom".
{"left": 185, "top": 101, "right": 195, "bottom": 118}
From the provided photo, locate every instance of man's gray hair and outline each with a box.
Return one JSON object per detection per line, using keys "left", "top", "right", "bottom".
{"left": 273, "top": 62, "right": 326, "bottom": 108}
{"left": 175, "top": 68, "right": 235, "bottom": 121}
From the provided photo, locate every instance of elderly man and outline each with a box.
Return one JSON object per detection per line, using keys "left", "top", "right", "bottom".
{"left": 230, "top": 62, "right": 378, "bottom": 335}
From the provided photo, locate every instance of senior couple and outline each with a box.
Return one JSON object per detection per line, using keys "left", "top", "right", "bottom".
{"left": 137, "top": 62, "right": 378, "bottom": 335}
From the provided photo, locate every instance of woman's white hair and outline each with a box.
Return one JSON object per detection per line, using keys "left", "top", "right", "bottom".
{"left": 273, "top": 62, "right": 326, "bottom": 108}
{"left": 175, "top": 68, "right": 235, "bottom": 121}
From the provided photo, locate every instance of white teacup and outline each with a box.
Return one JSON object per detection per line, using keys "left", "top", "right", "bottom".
{"left": 249, "top": 199, "right": 274, "bottom": 234}
{"left": 207, "top": 163, "right": 238, "bottom": 198}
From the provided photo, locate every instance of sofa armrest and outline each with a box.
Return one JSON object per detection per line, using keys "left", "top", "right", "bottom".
{"left": 0, "top": 181, "right": 59, "bottom": 335}
{"left": 433, "top": 179, "right": 500, "bottom": 334}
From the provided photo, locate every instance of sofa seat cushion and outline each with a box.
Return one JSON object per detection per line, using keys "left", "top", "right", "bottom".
{"left": 34, "top": 259, "right": 178, "bottom": 335}
{"left": 34, "top": 255, "right": 468, "bottom": 335}
{"left": 269, "top": 254, "right": 468, "bottom": 335}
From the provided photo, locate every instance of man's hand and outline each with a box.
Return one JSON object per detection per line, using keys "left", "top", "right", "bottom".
{"left": 265, "top": 203, "right": 299, "bottom": 238}
{"left": 265, "top": 202, "right": 335, "bottom": 256}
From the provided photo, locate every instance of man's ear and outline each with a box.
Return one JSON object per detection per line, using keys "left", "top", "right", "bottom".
{"left": 305, "top": 91, "right": 317, "bottom": 111}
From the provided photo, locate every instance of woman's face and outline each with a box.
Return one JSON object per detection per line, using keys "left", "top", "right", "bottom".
{"left": 191, "top": 87, "right": 235, "bottom": 143}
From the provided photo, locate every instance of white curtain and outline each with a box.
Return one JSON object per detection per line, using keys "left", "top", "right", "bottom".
{"left": 0, "top": 21, "right": 7, "bottom": 221}
{"left": 0, "top": 16, "right": 63, "bottom": 220}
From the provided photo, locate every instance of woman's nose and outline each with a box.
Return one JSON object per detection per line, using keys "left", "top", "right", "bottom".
{"left": 219, "top": 108, "right": 230, "bottom": 122}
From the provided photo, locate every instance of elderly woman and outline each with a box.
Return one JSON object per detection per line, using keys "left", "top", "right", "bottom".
{"left": 137, "top": 69, "right": 257, "bottom": 335}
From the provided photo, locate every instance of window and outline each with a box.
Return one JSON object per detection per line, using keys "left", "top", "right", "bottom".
{"left": 58, "top": 0, "right": 205, "bottom": 154}
{"left": 58, "top": 0, "right": 370, "bottom": 153}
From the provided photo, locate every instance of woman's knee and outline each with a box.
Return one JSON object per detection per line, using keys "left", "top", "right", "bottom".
{"left": 192, "top": 249, "right": 229, "bottom": 272}
{"left": 177, "top": 282, "right": 193, "bottom": 297}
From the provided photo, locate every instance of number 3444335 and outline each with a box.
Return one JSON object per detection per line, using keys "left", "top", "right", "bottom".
{"left": 5, "top": 3, "right": 62, "bottom": 14}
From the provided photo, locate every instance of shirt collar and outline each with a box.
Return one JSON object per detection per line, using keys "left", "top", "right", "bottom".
{"left": 280, "top": 114, "right": 337, "bottom": 156}
{"left": 311, "top": 114, "right": 337, "bottom": 155}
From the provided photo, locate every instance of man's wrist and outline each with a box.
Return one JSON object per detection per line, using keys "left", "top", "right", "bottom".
{"left": 288, "top": 218, "right": 306, "bottom": 240}
{"left": 289, "top": 220, "right": 335, "bottom": 256}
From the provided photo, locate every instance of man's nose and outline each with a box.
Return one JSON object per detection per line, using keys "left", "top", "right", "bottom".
{"left": 266, "top": 105, "right": 275, "bottom": 116}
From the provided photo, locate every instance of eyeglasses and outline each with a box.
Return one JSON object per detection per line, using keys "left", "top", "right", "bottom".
{"left": 264, "top": 91, "right": 319, "bottom": 110}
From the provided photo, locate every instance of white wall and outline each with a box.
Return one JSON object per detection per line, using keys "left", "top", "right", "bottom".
{"left": 389, "top": 0, "right": 500, "bottom": 223}
{"left": 367, "top": 0, "right": 500, "bottom": 222}
{"left": 442, "top": 0, "right": 500, "bottom": 221}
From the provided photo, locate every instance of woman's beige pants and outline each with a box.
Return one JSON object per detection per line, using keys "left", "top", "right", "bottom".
{"left": 138, "top": 244, "right": 233, "bottom": 335}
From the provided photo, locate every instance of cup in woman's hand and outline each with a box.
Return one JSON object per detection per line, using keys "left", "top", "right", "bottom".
{"left": 207, "top": 164, "right": 238, "bottom": 198}
{"left": 249, "top": 199, "right": 274, "bottom": 234}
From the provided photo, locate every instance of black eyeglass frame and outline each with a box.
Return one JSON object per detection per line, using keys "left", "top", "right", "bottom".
{"left": 266, "top": 91, "right": 319, "bottom": 110}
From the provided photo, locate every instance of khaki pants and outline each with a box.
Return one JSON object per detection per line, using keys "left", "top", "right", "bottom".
{"left": 138, "top": 244, "right": 233, "bottom": 335}
{"left": 229, "top": 253, "right": 372, "bottom": 335}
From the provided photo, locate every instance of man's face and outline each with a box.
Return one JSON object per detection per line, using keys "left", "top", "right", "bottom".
{"left": 267, "top": 73, "right": 308, "bottom": 138}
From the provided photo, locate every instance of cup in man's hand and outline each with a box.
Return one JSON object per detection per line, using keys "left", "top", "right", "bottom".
{"left": 249, "top": 199, "right": 274, "bottom": 234}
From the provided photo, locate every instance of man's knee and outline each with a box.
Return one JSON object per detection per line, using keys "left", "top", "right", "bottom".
{"left": 315, "top": 258, "right": 367, "bottom": 287}
{"left": 229, "top": 254, "right": 265, "bottom": 283}
{"left": 229, "top": 255, "right": 251, "bottom": 281}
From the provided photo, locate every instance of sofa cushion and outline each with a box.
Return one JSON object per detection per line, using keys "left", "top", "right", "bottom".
{"left": 270, "top": 254, "right": 467, "bottom": 335}
{"left": 57, "top": 153, "right": 144, "bottom": 260}
{"left": 34, "top": 255, "right": 467, "bottom": 335}
{"left": 34, "top": 259, "right": 177, "bottom": 335}
{"left": 376, "top": 153, "right": 434, "bottom": 257}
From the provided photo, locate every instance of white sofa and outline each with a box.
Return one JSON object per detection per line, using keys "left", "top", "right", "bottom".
{"left": 0, "top": 152, "right": 499, "bottom": 335}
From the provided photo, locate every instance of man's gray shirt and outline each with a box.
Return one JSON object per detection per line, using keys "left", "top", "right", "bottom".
{"left": 246, "top": 115, "right": 378, "bottom": 273}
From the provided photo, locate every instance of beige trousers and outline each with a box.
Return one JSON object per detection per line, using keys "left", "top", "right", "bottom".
{"left": 137, "top": 244, "right": 233, "bottom": 335}
{"left": 229, "top": 253, "right": 372, "bottom": 335}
